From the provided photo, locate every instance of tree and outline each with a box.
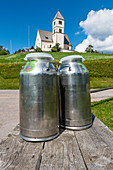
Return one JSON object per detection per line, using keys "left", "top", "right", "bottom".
{"left": 85, "top": 45, "right": 94, "bottom": 53}
{"left": 51, "top": 43, "right": 61, "bottom": 52}
{"left": 0, "top": 49, "right": 8, "bottom": 55}
{"left": 36, "top": 47, "right": 42, "bottom": 52}
{"left": 85, "top": 45, "right": 99, "bottom": 53}
{"left": 0, "top": 46, "right": 10, "bottom": 55}
{"left": 0, "top": 46, "right": 3, "bottom": 51}
{"left": 31, "top": 46, "right": 34, "bottom": 49}
{"left": 55, "top": 43, "right": 61, "bottom": 52}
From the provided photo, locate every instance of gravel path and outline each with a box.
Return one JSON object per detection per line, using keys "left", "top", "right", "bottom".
{"left": 91, "top": 89, "right": 113, "bottom": 102}
{"left": 0, "top": 89, "right": 113, "bottom": 142}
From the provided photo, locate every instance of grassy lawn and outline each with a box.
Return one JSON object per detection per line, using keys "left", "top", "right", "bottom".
{"left": 0, "top": 51, "right": 113, "bottom": 63}
{"left": 0, "top": 52, "right": 113, "bottom": 131}
{"left": 0, "top": 52, "right": 113, "bottom": 89}
{"left": 0, "top": 76, "right": 19, "bottom": 89}
{"left": 0, "top": 77, "right": 113, "bottom": 90}
{"left": 91, "top": 98, "right": 113, "bottom": 131}
{"left": 90, "top": 77, "right": 113, "bottom": 89}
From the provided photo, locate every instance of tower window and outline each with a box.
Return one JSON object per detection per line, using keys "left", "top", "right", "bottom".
{"left": 54, "top": 29, "right": 55, "bottom": 33}
{"left": 54, "top": 22, "right": 55, "bottom": 25}
{"left": 59, "top": 29, "right": 62, "bottom": 33}
{"left": 50, "top": 45, "right": 51, "bottom": 48}
{"left": 59, "top": 21, "right": 62, "bottom": 25}
{"left": 45, "top": 36, "right": 48, "bottom": 39}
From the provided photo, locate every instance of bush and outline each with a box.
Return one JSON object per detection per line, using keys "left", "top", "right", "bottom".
{"left": 0, "top": 49, "right": 8, "bottom": 55}
{"left": 36, "top": 47, "right": 42, "bottom": 52}
{"left": 51, "top": 47, "right": 57, "bottom": 52}
{"left": 51, "top": 43, "right": 61, "bottom": 52}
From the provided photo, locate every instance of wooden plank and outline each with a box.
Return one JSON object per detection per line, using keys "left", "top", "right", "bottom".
{"left": 40, "top": 129, "right": 86, "bottom": 170}
{"left": 75, "top": 117, "right": 113, "bottom": 170}
{"left": 0, "top": 125, "right": 44, "bottom": 170}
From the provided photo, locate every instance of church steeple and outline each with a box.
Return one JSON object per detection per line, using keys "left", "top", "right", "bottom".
{"left": 52, "top": 11, "right": 64, "bottom": 49}
{"left": 53, "top": 11, "right": 64, "bottom": 21}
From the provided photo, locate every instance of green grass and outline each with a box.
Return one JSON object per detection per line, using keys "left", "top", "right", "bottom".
{"left": 0, "top": 52, "right": 113, "bottom": 89}
{"left": 0, "top": 53, "right": 27, "bottom": 63}
{"left": 91, "top": 98, "right": 113, "bottom": 131}
{"left": 90, "top": 77, "right": 113, "bottom": 89}
{"left": 0, "top": 51, "right": 113, "bottom": 63}
{"left": 0, "top": 77, "right": 112, "bottom": 90}
{"left": 0, "top": 76, "right": 19, "bottom": 89}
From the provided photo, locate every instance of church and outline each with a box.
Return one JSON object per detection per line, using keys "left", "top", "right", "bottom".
{"left": 35, "top": 11, "right": 72, "bottom": 51}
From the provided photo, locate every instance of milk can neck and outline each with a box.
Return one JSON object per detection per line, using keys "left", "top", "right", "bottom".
{"left": 62, "top": 59, "right": 83, "bottom": 65}
{"left": 60, "top": 55, "right": 85, "bottom": 64}
{"left": 24, "top": 53, "right": 54, "bottom": 62}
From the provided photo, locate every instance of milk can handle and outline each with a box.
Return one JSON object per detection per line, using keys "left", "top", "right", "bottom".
{"left": 60, "top": 64, "right": 71, "bottom": 71}
{"left": 50, "top": 62, "right": 59, "bottom": 70}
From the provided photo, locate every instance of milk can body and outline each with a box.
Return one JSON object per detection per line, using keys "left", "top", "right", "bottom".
{"left": 19, "top": 53, "right": 59, "bottom": 141}
{"left": 59, "top": 55, "right": 92, "bottom": 130}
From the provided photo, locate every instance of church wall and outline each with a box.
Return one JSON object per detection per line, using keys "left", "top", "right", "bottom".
{"left": 52, "top": 33, "right": 57, "bottom": 47}
{"left": 52, "top": 18, "right": 64, "bottom": 49}
{"left": 69, "top": 45, "right": 72, "bottom": 50}
{"left": 52, "top": 19, "right": 64, "bottom": 34}
{"left": 64, "top": 44, "right": 72, "bottom": 50}
{"left": 55, "top": 33, "right": 64, "bottom": 49}
{"left": 41, "top": 41, "right": 52, "bottom": 51}
{"left": 35, "top": 31, "right": 42, "bottom": 49}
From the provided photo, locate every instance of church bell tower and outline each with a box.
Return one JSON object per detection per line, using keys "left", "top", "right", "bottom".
{"left": 52, "top": 11, "right": 64, "bottom": 49}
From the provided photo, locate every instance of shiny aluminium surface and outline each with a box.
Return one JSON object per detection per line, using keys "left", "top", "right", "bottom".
{"left": 19, "top": 53, "right": 59, "bottom": 141}
{"left": 59, "top": 56, "right": 92, "bottom": 130}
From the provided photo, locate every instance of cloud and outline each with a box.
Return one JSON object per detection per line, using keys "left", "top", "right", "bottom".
{"left": 75, "top": 9, "right": 113, "bottom": 53}
{"left": 75, "top": 31, "right": 80, "bottom": 35}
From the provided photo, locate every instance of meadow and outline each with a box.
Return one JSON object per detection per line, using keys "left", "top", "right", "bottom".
{"left": 0, "top": 51, "right": 113, "bottom": 131}
{"left": 0, "top": 51, "right": 113, "bottom": 89}
{"left": 0, "top": 51, "right": 113, "bottom": 63}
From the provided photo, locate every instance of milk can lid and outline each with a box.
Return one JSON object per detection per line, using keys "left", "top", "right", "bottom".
{"left": 60, "top": 55, "right": 85, "bottom": 63}
{"left": 24, "top": 53, "right": 54, "bottom": 61}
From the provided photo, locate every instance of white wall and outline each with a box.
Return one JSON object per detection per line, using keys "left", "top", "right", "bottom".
{"left": 35, "top": 30, "right": 42, "bottom": 49}
{"left": 41, "top": 41, "right": 52, "bottom": 51}
{"left": 52, "top": 18, "right": 64, "bottom": 49}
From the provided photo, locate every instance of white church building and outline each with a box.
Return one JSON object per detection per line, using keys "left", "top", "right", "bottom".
{"left": 35, "top": 11, "right": 72, "bottom": 51}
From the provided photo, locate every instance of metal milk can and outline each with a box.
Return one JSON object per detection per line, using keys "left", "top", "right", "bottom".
{"left": 19, "top": 53, "right": 59, "bottom": 141}
{"left": 59, "top": 55, "right": 92, "bottom": 130}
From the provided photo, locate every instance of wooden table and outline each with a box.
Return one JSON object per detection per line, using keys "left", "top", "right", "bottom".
{"left": 0, "top": 116, "right": 113, "bottom": 170}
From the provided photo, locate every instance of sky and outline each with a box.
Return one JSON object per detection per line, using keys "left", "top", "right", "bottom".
{"left": 0, "top": 0, "right": 113, "bottom": 54}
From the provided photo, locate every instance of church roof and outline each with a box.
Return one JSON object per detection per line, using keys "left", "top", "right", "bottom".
{"left": 38, "top": 30, "right": 72, "bottom": 46}
{"left": 64, "top": 34, "right": 72, "bottom": 46}
{"left": 53, "top": 11, "right": 64, "bottom": 21}
{"left": 38, "top": 30, "right": 53, "bottom": 42}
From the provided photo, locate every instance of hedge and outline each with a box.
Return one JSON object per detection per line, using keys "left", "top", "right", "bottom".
{"left": 0, "top": 59, "right": 113, "bottom": 79}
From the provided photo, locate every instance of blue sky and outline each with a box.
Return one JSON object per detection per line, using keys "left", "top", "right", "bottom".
{"left": 0, "top": 0, "right": 113, "bottom": 53}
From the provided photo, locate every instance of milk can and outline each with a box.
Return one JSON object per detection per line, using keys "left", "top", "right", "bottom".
{"left": 59, "top": 55, "right": 92, "bottom": 130}
{"left": 19, "top": 53, "right": 59, "bottom": 141}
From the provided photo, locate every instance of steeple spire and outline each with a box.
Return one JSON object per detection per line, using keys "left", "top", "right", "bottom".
{"left": 53, "top": 11, "right": 64, "bottom": 21}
